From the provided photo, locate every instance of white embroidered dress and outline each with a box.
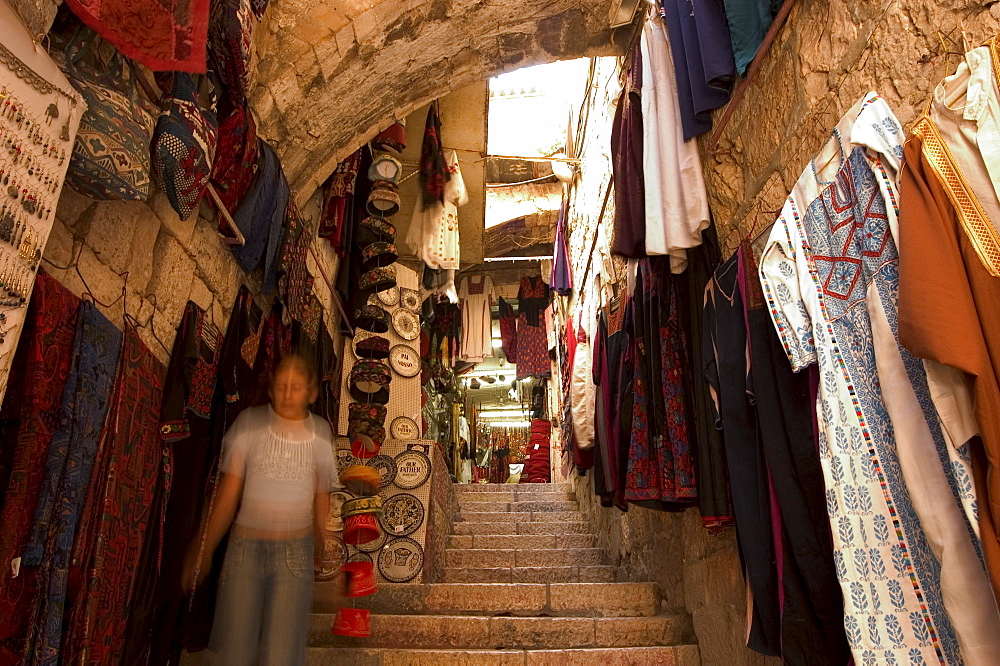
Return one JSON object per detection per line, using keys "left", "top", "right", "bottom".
{"left": 760, "top": 93, "right": 996, "bottom": 664}
{"left": 407, "top": 149, "right": 467, "bottom": 271}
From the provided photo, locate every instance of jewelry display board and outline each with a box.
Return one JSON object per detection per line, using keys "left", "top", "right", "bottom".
{"left": 0, "top": 5, "right": 85, "bottom": 401}
{"left": 332, "top": 437, "right": 434, "bottom": 585}
{"left": 338, "top": 263, "right": 422, "bottom": 435}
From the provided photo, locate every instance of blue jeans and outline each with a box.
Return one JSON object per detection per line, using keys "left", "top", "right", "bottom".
{"left": 210, "top": 534, "right": 314, "bottom": 665}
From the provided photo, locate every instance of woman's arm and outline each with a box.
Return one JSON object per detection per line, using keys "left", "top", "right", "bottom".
{"left": 181, "top": 472, "right": 244, "bottom": 591}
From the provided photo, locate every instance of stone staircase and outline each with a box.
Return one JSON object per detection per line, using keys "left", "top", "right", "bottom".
{"left": 309, "top": 482, "right": 700, "bottom": 665}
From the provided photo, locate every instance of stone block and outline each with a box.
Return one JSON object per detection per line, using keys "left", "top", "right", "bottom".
{"left": 554, "top": 534, "right": 595, "bottom": 549}
{"left": 446, "top": 535, "right": 474, "bottom": 549}
{"left": 593, "top": 617, "right": 683, "bottom": 647}
{"left": 55, "top": 186, "right": 98, "bottom": 230}
{"left": 189, "top": 217, "right": 242, "bottom": 308}
{"left": 511, "top": 567, "right": 581, "bottom": 584}
{"left": 473, "top": 535, "right": 555, "bottom": 550}
{"left": 127, "top": 212, "right": 161, "bottom": 295}
{"left": 490, "top": 617, "right": 595, "bottom": 650}
{"left": 446, "top": 548, "right": 514, "bottom": 569}
{"left": 86, "top": 200, "right": 146, "bottom": 274}
{"left": 514, "top": 549, "right": 602, "bottom": 568}
{"left": 529, "top": 511, "right": 583, "bottom": 523}
{"left": 381, "top": 649, "right": 524, "bottom": 665}
{"left": 453, "top": 522, "right": 517, "bottom": 535}
{"left": 549, "top": 583, "right": 658, "bottom": 618}
{"left": 76, "top": 244, "right": 125, "bottom": 308}
{"left": 313, "top": 614, "right": 491, "bottom": 649}
{"left": 147, "top": 231, "right": 195, "bottom": 324}
{"left": 517, "top": 521, "right": 590, "bottom": 535}
{"left": 305, "top": 647, "right": 381, "bottom": 666}
{"left": 422, "top": 583, "right": 546, "bottom": 615}
{"left": 525, "top": 646, "right": 686, "bottom": 665}
{"left": 513, "top": 500, "right": 579, "bottom": 512}
{"left": 460, "top": 501, "right": 511, "bottom": 512}
{"left": 576, "top": 566, "right": 616, "bottom": 583}
{"left": 43, "top": 219, "right": 75, "bottom": 268}
{"left": 459, "top": 491, "right": 516, "bottom": 503}
{"left": 149, "top": 190, "right": 197, "bottom": 245}
{"left": 188, "top": 276, "right": 214, "bottom": 312}
{"left": 459, "top": 511, "right": 531, "bottom": 523}
{"left": 442, "top": 567, "right": 511, "bottom": 583}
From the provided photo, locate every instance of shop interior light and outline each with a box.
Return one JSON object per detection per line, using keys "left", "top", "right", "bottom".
{"left": 491, "top": 338, "right": 503, "bottom": 348}
{"left": 484, "top": 420, "right": 531, "bottom": 428}
{"left": 479, "top": 409, "right": 529, "bottom": 418}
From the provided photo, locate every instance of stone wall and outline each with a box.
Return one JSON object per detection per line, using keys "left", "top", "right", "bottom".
{"left": 43, "top": 182, "right": 344, "bottom": 368}
{"left": 423, "top": 443, "right": 460, "bottom": 583}
{"left": 704, "top": 0, "right": 1000, "bottom": 255}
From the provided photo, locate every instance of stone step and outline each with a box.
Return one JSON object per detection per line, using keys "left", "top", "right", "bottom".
{"left": 459, "top": 511, "right": 583, "bottom": 523}
{"left": 447, "top": 534, "right": 596, "bottom": 550}
{"left": 457, "top": 500, "right": 580, "bottom": 513}
{"left": 310, "top": 614, "right": 686, "bottom": 649}
{"left": 452, "top": 521, "right": 592, "bottom": 536}
{"left": 307, "top": 645, "right": 700, "bottom": 665}
{"left": 458, "top": 491, "right": 577, "bottom": 503}
{"left": 313, "top": 583, "right": 659, "bottom": 617}
{"left": 442, "top": 565, "right": 615, "bottom": 583}
{"left": 446, "top": 548, "right": 605, "bottom": 569}
{"left": 456, "top": 483, "right": 573, "bottom": 493}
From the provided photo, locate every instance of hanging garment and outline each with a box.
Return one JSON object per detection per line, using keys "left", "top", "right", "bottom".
{"left": 458, "top": 275, "right": 495, "bottom": 363}
{"left": 19, "top": 302, "right": 121, "bottom": 666}
{"left": 626, "top": 259, "right": 696, "bottom": 507}
{"left": 760, "top": 92, "right": 998, "bottom": 663}
{"left": 659, "top": 0, "right": 736, "bottom": 140}
{"left": 122, "top": 303, "right": 221, "bottom": 666}
{"left": 408, "top": 149, "right": 467, "bottom": 273}
{"left": 741, "top": 246, "right": 851, "bottom": 664}
{"left": 63, "top": 323, "right": 164, "bottom": 665}
{"left": 721, "top": 0, "right": 780, "bottom": 75}
{"left": 898, "top": 39, "right": 1000, "bottom": 607}
{"left": 419, "top": 103, "right": 450, "bottom": 207}
{"left": 498, "top": 297, "right": 518, "bottom": 363}
{"left": 611, "top": 37, "right": 646, "bottom": 258}
{"left": 705, "top": 255, "right": 780, "bottom": 657}
{"left": 276, "top": 199, "right": 317, "bottom": 332}
{"left": 640, "top": 15, "right": 711, "bottom": 272}
{"left": 319, "top": 149, "right": 363, "bottom": 254}
{"left": 314, "top": 317, "right": 341, "bottom": 434}
{"left": 570, "top": 311, "right": 596, "bottom": 456}
{"left": 0, "top": 273, "right": 81, "bottom": 665}
{"left": 677, "top": 226, "right": 731, "bottom": 531}
{"left": 515, "top": 277, "right": 551, "bottom": 379}
{"left": 551, "top": 201, "right": 573, "bottom": 295}
{"left": 65, "top": 0, "right": 209, "bottom": 72}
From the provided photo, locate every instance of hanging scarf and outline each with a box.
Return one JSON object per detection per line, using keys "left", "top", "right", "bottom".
{"left": 419, "top": 103, "right": 450, "bottom": 208}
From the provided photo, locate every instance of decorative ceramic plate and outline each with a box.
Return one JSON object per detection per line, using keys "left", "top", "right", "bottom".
{"left": 336, "top": 450, "right": 360, "bottom": 474}
{"left": 399, "top": 287, "right": 420, "bottom": 313}
{"left": 377, "top": 284, "right": 400, "bottom": 306}
{"left": 315, "top": 535, "right": 348, "bottom": 581}
{"left": 378, "top": 537, "right": 424, "bottom": 583}
{"left": 326, "top": 490, "right": 354, "bottom": 532}
{"left": 347, "top": 551, "right": 373, "bottom": 566}
{"left": 369, "top": 454, "right": 397, "bottom": 488}
{"left": 357, "top": 527, "right": 387, "bottom": 553}
{"left": 389, "top": 416, "right": 420, "bottom": 441}
{"left": 389, "top": 344, "right": 420, "bottom": 377}
{"left": 393, "top": 449, "right": 431, "bottom": 489}
{"left": 379, "top": 493, "right": 424, "bottom": 537}
{"left": 391, "top": 308, "right": 420, "bottom": 340}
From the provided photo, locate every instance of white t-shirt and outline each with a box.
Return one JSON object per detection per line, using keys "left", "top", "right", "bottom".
{"left": 221, "top": 404, "right": 337, "bottom": 533}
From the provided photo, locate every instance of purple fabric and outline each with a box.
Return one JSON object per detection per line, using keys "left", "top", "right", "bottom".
{"left": 610, "top": 38, "right": 646, "bottom": 257}
{"left": 660, "top": 0, "right": 736, "bottom": 140}
{"left": 551, "top": 200, "right": 573, "bottom": 295}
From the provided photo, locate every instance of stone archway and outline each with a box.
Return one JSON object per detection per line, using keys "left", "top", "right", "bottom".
{"left": 250, "top": 0, "right": 630, "bottom": 200}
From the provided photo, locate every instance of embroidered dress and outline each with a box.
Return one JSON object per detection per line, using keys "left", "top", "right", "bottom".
{"left": 760, "top": 93, "right": 994, "bottom": 663}
{"left": 407, "top": 149, "right": 467, "bottom": 271}
{"left": 65, "top": 323, "right": 165, "bottom": 666}
{"left": 0, "top": 273, "right": 80, "bottom": 664}
{"left": 515, "top": 277, "right": 551, "bottom": 379}
{"left": 458, "top": 275, "right": 495, "bottom": 362}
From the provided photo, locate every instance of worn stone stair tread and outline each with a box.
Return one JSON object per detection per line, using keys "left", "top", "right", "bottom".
{"left": 456, "top": 500, "right": 581, "bottom": 512}
{"left": 310, "top": 614, "right": 685, "bottom": 649}
{"left": 442, "top": 565, "right": 615, "bottom": 583}
{"left": 458, "top": 511, "right": 583, "bottom": 523}
{"left": 453, "top": 521, "right": 592, "bottom": 535}
{"left": 447, "top": 534, "right": 596, "bottom": 550}
{"left": 457, "top": 483, "right": 573, "bottom": 493}
{"left": 306, "top": 645, "right": 700, "bottom": 665}
{"left": 446, "top": 547, "right": 606, "bottom": 568}
{"left": 458, "top": 491, "right": 577, "bottom": 502}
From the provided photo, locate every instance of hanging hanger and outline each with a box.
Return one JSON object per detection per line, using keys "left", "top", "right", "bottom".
{"left": 206, "top": 184, "right": 246, "bottom": 247}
